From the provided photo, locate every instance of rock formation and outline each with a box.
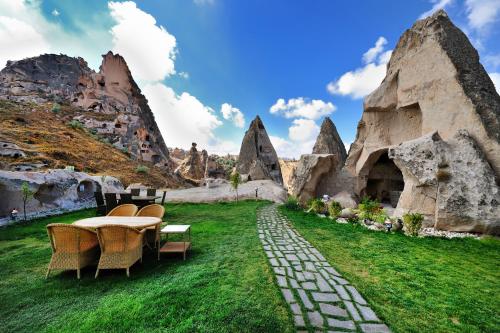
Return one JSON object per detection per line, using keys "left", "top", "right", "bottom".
{"left": 175, "top": 143, "right": 205, "bottom": 181}
{"left": 312, "top": 117, "right": 347, "bottom": 161}
{"left": 289, "top": 117, "right": 347, "bottom": 203}
{"left": 339, "top": 10, "right": 500, "bottom": 234}
{"left": 0, "top": 52, "right": 170, "bottom": 166}
{"left": 0, "top": 170, "right": 123, "bottom": 220}
{"left": 279, "top": 159, "right": 298, "bottom": 190}
{"left": 237, "top": 116, "right": 283, "bottom": 185}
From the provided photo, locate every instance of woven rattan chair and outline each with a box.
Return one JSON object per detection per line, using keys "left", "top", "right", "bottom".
{"left": 95, "top": 225, "right": 146, "bottom": 277}
{"left": 119, "top": 193, "right": 133, "bottom": 205}
{"left": 136, "top": 204, "right": 165, "bottom": 258}
{"left": 146, "top": 188, "right": 156, "bottom": 196}
{"left": 94, "top": 192, "right": 106, "bottom": 216}
{"left": 130, "top": 188, "right": 140, "bottom": 196}
{"left": 104, "top": 193, "right": 118, "bottom": 213}
{"left": 46, "top": 224, "right": 100, "bottom": 279}
{"left": 107, "top": 204, "right": 138, "bottom": 217}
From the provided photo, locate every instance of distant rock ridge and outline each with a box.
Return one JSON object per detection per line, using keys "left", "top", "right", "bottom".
{"left": 237, "top": 116, "right": 283, "bottom": 185}
{"left": 0, "top": 51, "right": 170, "bottom": 167}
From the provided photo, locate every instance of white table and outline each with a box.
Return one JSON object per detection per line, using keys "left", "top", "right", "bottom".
{"left": 74, "top": 216, "right": 161, "bottom": 229}
{"left": 160, "top": 225, "right": 191, "bottom": 260}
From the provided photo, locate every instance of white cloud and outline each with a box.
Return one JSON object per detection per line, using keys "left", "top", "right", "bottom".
{"left": 362, "top": 37, "right": 387, "bottom": 64}
{"left": 178, "top": 71, "right": 189, "bottom": 79}
{"left": 108, "top": 1, "right": 177, "bottom": 82}
{"left": 51, "top": 9, "right": 59, "bottom": 17}
{"left": 288, "top": 118, "right": 320, "bottom": 143}
{"left": 0, "top": 15, "right": 50, "bottom": 68}
{"left": 142, "top": 82, "right": 223, "bottom": 150}
{"left": 270, "top": 135, "right": 316, "bottom": 159}
{"left": 489, "top": 72, "right": 500, "bottom": 93}
{"left": 327, "top": 38, "right": 392, "bottom": 99}
{"left": 269, "top": 97, "right": 336, "bottom": 120}
{"left": 419, "top": 0, "right": 454, "bottom": 19}
{"left": 465, "top": 0, "right": 500, "bottom": 32}
{"left": 221, "top": 103, "right": 245, "bottom": 128}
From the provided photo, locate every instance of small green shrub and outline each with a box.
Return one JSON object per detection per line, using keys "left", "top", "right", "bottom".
{"left": 68, "top": 120, "right": 84, "bottom": 130}
{"left": 121, "top": 147, "right": 129, "bottom": 155}
{"left": 51, "top": 103, "right": 61, "bottom": 113}
{"left": 136, "top": 165, "right": 149, "bottom": 174}
{"left": 284, "top": 196, "right": 301, "bottom": 211}
{"left": 357, "top": 196, "right": 381, "bottom": 220}
{"left": 308, "top": 198, "right": 327, "bottom": 214}
{"left": 328, "top": 201, "right": 342, "bottom": 218}
{"left": 372, "top": 210, "right": 389, "bottom": 224}
{"left": 402, "top": 212, "right": 424, "bottom": 236}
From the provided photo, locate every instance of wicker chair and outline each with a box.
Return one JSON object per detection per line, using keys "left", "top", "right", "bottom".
{"left": 95, "top": 225, "right": 146, "bottom": 277}
{"left": 107, "top": 204, "right": 138, "bottom": 217}
{"left": 146, "top": 188, "right": 156, "bottom": 196}
{"left": 104, "top": 193, "right": 118, "bottom": 213}
{"left": 94, "top": 192, "right": 106, "bottom": 216}
{"left": 130, "top": 188, "right": 140, "bottom": 196}
{"left": 119, "top": 193, "right": 133, "bottom": 205}
{"left": 46, "top": 224, "right": 100, "bottom": 279}
{"left": 136, "top": 204, "right": 165, "bottom": 259}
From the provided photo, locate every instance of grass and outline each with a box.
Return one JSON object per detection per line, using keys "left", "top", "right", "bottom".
{"left": 0, "top": 201, "right": 294, "bottom": 333}
{"left": 280, "top": 206, "right": 500, "bottom": 333}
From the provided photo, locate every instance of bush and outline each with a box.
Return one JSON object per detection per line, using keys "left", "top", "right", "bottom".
{"left": 51, "top": 103, "right": 61, "bottom": 113}
{"left": 68, "top": 120, "right": 84, "bottom": 130}
{"left": 308, "top": 198, "right": 327, "bottom": 214}
{"left": 402, "top": 212, "right": 424, "bottom": 236}
{"left": 372, "top": 210, "right": 389, "bottom": 224}
{"left": 357, "top": 196, "right": 381, "bottom": 220}
{"left": 284, "top": 196, "right": 301, "bottom": 211}
{"left": 136, "top": 165, "right": 149, "bottom": 174}
{"left": 328, "top": 201, "right": 342, "bottom": 218}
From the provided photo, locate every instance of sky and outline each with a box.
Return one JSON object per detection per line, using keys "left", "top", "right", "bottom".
{"left": 1, "top": 0, "right": 499, "bottom": 158}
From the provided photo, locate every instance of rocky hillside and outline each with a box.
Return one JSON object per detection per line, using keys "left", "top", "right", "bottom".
{"left": 0, "top": 52, "right": 170, "bottom": 167}
{"left": 0, "top": 99, "right": 182, "bottom": 188}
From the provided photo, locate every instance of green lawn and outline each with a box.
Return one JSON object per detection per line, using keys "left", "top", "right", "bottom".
{"left": 280, "top": 207, "right": 500, "bottom": 333}
{"left": 0, "top": 201, "right": 294, "bottom": 333}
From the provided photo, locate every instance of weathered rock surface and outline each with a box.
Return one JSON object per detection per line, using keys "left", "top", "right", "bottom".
{"left": 0, "top": 52, "right": 170, "bottom": 166}
{"left": 279, "top": 159, "right": 298, "bottom": 191}
{"left": 389, "top": 131, "right": 500, "bottom": 234}
{"left": 163, "top": 180, "right": 287, "bottom": 203}
{"left": 290, "top": 154, "right": 341, "bottom": 203}
{"left": 331, "top": 191, "right": 357, "bottom": 209}
{"left": 335, "top": 10, "right": 500, "bottom": 234}
{"left": 312, "top": 117, "right": 347, "bottom": 162}
{"left": 0, "top": 170, "right": 123, "bottom": 220}
{"left": 175, "top": 143, "right": 205, "bottom": 181}
{"left": 204, "top": 154, "right": 230, "bottom": 179}
{"left": 237, "top": 116, "right": 283, "bottom": 185}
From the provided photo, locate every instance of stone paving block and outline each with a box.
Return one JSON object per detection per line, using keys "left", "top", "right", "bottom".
{"left": 265, "top": 251, "right": 275, "bottom": 258}
{"left": 304, "top": 262, "right": 317, "bottom": 272}
{"left": 269, "top": 258, "right": 279, "bottom": 267}
{"left": 277, "top": 275, "right": 288, "bottom": 287}
{"left": 325, "top": 266, "right": 341, "bottom": 276}
{"left": 357, "top": 305, "right": 380, "bottom": 321}
{"left": 289, "top": 278, "right": 300, "bottom": 289}
{"left": 318, "top": 303, "right": 348, "bottom": 317}
{"left": 346, "top": 285, "right": 367, "bottom": 305}
{"left": 297, "top": 252, "right": 309, "bottom": 261}
{"left": 295, "top": 271, "right": 306, "bottom": 281}
{"left": 327, "top": 279, "right": 338, "bottom": 287}
{"left": 307, "top": 311, "right": 325, "bottom": 328}
{"left": 294, "top": 264, "right": 303, "bottom": 271}
{"left": 297, "top": 289, "right": 314, "bottom": 309}
{"left": 290, "top": 302, "right": 302, "bottom": 315}
{"left": 311, "top": 292, "right": 340, "bottom": 303}
{"left": 285, "top": 254, "right": 299, "bottom": 261}
{"left": 332, "top": 276, "right": 349, "bottom": 285}
{"left": 304, "top": 271, "right": 316, "bottom": 280}
{"left": 294, "top": 315, "right": 306, "bottom": 327}
{"left": 274, "top": 267, "right": 286, "bottom": 275}
{"left": 302, "top": 281, "right": 317, "bottom": 290}
{"left": 274, "top": 251, "right": 284, "bottom": 258}
{"left": 327, "top": 318, "right": 356, "bottom": 330}
{"left": 287, "top": 267, "right": 294, "bottom": 276}
{"left": 334, "top": 285, "right": 351, "bottom": 300}
{"left": 359, "top": 323, "right": 391, "bottom": 333}
{"left": 316, "top": 274, "right": 334, "bottom": 292}
{"left": 278, "top": 258, "right": 290, "bottom": 267}
{"left": 344, "top": 301, "right": 362, "bottom": 321}
{"left": 281, "top": 288, "right": 295, "bottom": 304}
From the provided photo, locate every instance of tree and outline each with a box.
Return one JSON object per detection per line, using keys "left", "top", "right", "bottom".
{"left": 230, "top": 171, "right": 241, "bottom": 202}
{"left": 21, "top": 182, "right": 34, "bottom": 221}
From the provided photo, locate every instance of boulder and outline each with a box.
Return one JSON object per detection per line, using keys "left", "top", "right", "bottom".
{"left": 331, "top": 191, "right": 357, "bottom": 209}
{"left": 237, "top": 116, "right": 283, "bottom": 184}
{"left": 279, "top": 159, "right": 298, "bottom": 192}
{"left": 290, "top": 154, "right": 341, "bottom": 204}
{"left": 340, "top": 208, "right": 355, "bottom": 218}
{"left": 175, "top": 143, "right": 205, "bottom": 181}
{"left": 0, "top": 170, "right": 123, "bottom": 220}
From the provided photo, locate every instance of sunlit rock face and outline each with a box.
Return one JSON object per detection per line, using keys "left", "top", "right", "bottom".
{"left": 339, "top": 10, "right": 500, "bottom": 234}
{"left": 0, "top": 51, "right": 170, "bottom": 167}
{"left": 237, "top": 116, "right": 283, "bottom": 185}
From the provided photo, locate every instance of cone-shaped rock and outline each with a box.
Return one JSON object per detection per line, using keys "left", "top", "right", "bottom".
{"left": 312, "top": 117, "right": 347, "bottom": 162}
{"left": 237, "top": 116, "right": 283, "bottom": 185}
{"left": 342, "top": 10, "right": 500, "bottom": 234}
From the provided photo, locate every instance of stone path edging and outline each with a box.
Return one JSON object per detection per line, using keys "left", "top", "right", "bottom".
{"left": 257, "top": 204, "right": 390, "bottom": 333}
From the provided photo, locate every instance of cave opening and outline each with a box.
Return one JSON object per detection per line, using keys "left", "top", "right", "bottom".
{"left": 365, "top": 153, "right": 404, "bottom": 207}
{"left": 77, "top": 180, "right": 97, "bottom": 201}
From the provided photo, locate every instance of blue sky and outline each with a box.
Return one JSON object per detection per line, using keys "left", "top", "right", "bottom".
{"left": 1, "top": 0, "right": 499, "bottom": 157}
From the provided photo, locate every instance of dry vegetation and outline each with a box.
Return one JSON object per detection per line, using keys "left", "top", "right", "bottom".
{"left": 0, "top": 100, "right": 182, "bottom": 188}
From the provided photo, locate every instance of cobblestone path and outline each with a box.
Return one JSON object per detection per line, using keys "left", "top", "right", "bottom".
{"left": 257, "top": 204, "right": 390, "bottom": 333}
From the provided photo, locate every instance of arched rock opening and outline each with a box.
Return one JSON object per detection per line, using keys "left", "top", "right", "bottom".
{"left": 364, "top": 153, "right": 404, "bottom": 207}
{"left": 77, "top": 180, "right": 98, "bottom": 201}
{"left": 34, "top": 183, "right": 64, "bottom": 204}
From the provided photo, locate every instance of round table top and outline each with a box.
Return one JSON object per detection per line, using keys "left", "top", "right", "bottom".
{"left": 74, "top": 216, "right": 162, "bottom": 229}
